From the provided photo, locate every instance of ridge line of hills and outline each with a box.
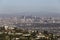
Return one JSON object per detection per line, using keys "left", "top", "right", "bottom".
{"left": 0, "top": 12, "right": 60, "bottom": 17}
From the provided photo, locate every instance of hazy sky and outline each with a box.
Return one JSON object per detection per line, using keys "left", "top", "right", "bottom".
{"left": 0, "top": 0, "right": 60, "bottom": 14}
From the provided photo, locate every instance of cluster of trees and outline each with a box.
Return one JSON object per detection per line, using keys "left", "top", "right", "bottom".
{"left": 0, "top": 27, "right": 60, "bottom": 40}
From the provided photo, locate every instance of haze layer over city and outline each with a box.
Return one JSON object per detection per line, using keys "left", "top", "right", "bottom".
{"left": 0, "top": 0, "right": 60, "bottom": 16}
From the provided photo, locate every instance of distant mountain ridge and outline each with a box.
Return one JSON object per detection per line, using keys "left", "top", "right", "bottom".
{"left": 0, "top": 12, "right": 60, "bottom": 17}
